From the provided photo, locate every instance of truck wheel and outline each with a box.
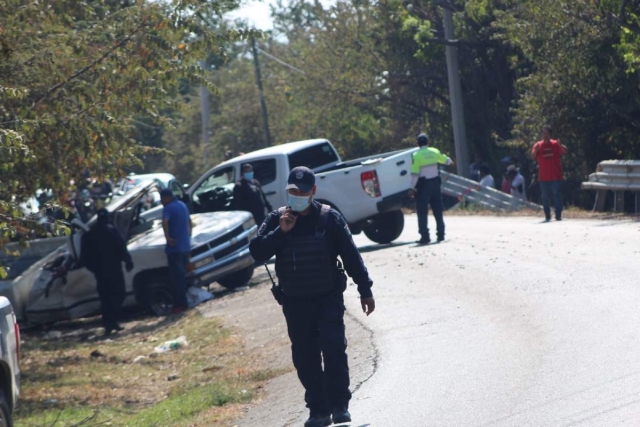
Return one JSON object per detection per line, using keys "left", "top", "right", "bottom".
{"left": 217, "top": 265, "right": 255, "bottom": 289}
{"left": 363, "top": 210, "right": 405, "bottom": 244}
{"left": 0, "top": 389, "right": 12, "bottom": 427}
{"left": 144, "top": 278, "right": 175, "bottom": 316}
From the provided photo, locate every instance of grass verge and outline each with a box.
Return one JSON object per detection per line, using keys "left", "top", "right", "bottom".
{"left": 15, "top": 309, "right": 283, "bottom": 427}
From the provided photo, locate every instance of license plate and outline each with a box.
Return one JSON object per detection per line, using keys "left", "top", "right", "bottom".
{"left": 194, "top": 256, "right": 214, "bottom": 269}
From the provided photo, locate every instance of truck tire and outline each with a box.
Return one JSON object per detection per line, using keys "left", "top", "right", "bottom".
{"left": 0, "top": 389, "right": 12, "bottom": 427}
{"left": 217, "top": 265, "right": 255, "bottom": 289}
{"left": 363, "top": 210, "right": 404, "bottom": 244}
{"left": 143, "top": 277, "right": 175, "bottom": 316}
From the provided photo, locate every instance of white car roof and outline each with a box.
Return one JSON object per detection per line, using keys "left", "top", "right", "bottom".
{"left": 128, "top": 173, "right": 176, "bottom": 187}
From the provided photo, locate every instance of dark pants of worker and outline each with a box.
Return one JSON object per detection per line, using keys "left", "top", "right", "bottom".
{"left": 283, "top": 292, "right": 350, "bottom": 416}
{"left": 539, "top": 180, "right": 563, "bottom": 220}
{"left": 95, "top": 270, "right": 126, "bottom": 330}
{"left": 167, "top": 252, "right": 189, "bottom": 309}
{"left": 416, "top": 177, "right": 445, "bottom": 240}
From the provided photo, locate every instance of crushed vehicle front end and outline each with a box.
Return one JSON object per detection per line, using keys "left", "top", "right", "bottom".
{"left": 186, "top": 212, "right": 258, "bottom": 288}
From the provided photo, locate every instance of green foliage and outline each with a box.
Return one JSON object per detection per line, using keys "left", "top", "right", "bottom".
{"left": 0, "top": 0, "right": 249, "bottom": 243}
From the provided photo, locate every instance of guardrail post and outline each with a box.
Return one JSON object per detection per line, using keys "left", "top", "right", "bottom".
{"left": 614, "top": 191, "right": 625, "bottom": 213}
{"left": 593, "top": 190, "right": 607, "bottom": 212}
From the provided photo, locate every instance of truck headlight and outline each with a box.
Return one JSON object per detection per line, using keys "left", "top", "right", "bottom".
{"left": 242, "top": 217, "right": 256, "bottom": 230}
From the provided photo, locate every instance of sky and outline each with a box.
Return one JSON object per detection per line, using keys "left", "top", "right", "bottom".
{"left": 226, "top": 0, "right": 279, "bottom": 31}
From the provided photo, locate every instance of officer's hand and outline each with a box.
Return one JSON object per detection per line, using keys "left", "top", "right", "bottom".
{"left": 361, "top": 297, "right": 375, "bottom": 316}
{"left": 167, "top": 237, "right": 177, "bottom": 247}
{"left": 279, "top": 208, "right": 298, "bottom": 233}
{"left": 408, "top": 188, "right": 416, "bottom": 198}
{"left": 126, "top": 262, "right": 134, "bottom": 272}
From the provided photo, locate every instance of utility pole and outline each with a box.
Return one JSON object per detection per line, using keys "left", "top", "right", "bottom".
{"left": 200, "top": 75, "right": 210, "bottom": 164}
{"left": 250, "top": 36, "right": 272, "bottom": 147}
{"left": 441, "top": 5, "right": 470, "bottom": 177}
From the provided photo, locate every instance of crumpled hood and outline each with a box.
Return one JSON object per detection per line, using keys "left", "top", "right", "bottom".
{"left": 127, "top": 211, "right": 253, "bottom": 250}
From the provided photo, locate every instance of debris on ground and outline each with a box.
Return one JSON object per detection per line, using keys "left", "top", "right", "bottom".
{"left": 153, "top": 336, "right": 188, "bottom": 354}
{"left": 90, "top": 349, "right": 105, "bottom": 358}
{"left": 187, "top": 286, "right": 215, "bottom": 308}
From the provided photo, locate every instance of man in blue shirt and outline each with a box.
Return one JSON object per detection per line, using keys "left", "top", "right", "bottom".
{"left": 161, "top": 188, "right": 192, "bottom": 312}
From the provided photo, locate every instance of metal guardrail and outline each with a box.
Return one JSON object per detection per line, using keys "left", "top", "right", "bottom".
{"left": 581, "top": 160, "right": 640, "bottom": 212}
{"left": 440, "top": 171, "right": 542, "bottom": 211}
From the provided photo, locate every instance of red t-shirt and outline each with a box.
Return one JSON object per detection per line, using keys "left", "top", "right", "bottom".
{"left": 533, "top": 139, "right": 566, "bottom": 181}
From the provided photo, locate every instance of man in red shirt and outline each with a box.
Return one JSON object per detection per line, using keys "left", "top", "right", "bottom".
{"left": 531, "top": 125, "right": 568, "bottom": 221}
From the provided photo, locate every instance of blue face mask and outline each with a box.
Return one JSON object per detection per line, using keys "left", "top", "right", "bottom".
{"left": 243, "top": 172, "right": 254, "bottom": 181}
{"left": 288, "top": 194, "right": 311, "bottom": 212}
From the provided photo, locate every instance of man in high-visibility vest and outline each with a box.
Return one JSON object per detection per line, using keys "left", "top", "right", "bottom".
{"left": 409, "top": 134, "right": 454, "bottom": 245}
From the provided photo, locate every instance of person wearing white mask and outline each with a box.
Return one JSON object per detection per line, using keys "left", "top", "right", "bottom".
{"left": 249, "top": 166, "right": 375, "bottom": 427}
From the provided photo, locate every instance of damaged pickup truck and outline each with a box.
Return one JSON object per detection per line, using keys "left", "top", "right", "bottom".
{"left": 0, "top": 181, "right": 258, "bottom": 325}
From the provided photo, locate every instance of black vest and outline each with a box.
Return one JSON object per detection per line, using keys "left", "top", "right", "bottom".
{"left": 275, "top": 205, "right": 336, "bottom": 297}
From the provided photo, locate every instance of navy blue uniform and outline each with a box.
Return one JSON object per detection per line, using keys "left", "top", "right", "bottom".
{"left": 250, "top": 201, "right": 373, "bottom": 417}
{"left": 82, "top": 222, "right": 133, "bottom": 331}
{"left": 232, "top": 178, "right": 272, "bottom": 226}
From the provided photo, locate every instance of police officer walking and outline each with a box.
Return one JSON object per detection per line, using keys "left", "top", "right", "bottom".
{"left": 409, "top": 133, "right": 454, "bottom": 245}
{"left": 82, "top": 208, "right": 134, "bottom": 336}
{"left": 232, "top": 163, "right": 273, "bottom": 225}
{"left": 250, "top": 167, "right": 375, "bottom": 427}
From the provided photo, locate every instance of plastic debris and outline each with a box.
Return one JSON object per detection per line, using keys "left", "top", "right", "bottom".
{"left": 154, "top": 336, "right": 188, "bottom": 354}
{"left": 186, "top": 287, "right": 215, "bottom": 308}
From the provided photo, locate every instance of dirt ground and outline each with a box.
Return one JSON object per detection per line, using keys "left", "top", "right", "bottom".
{"left": 198, "top": 269, "right": 377, "bottom": 427}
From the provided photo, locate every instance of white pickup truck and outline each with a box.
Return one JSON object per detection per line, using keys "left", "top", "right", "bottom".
{"left": 186, "top": 139, "right": 417, "bottom": 244}
{"left": 0, "top": 297, "right": 19, "bottom": 426}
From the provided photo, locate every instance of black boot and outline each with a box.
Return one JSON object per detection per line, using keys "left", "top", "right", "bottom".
{"left": 417, "top": 236, "right": 431, "bottom": 245}
{"left": 304, "top": 414, "right": 332, "bottom": 427}
{"left": 332, "top": 406, "right": 352, "bottom": 424}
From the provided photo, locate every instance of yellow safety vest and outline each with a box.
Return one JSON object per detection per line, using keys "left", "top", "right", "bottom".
{"left": 411, "top": 147, "right": 450, "bottom": 174}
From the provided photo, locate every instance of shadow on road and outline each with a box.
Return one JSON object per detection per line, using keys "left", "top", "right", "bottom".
{"left": 357, "top": 241, "right": 415, "bottom": 254}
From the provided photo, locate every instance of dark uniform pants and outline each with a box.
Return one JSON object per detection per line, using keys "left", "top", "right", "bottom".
{"left": 95, "top": 270, "right": 126, "bottom": 329}
{"left": 283, "top": 292, "right": 351, "bottom": 415}
{"left": 416, "top": 176, "right": 445, "bottom": 240}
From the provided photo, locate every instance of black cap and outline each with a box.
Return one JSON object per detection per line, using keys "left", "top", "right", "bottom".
{"left": 417, "top": 133, "right": 429, "bottom": 146}
{"left": 286, "top": 167, "right": 315, "bottom": 192}
{"left": 97, "top": 208, "right": 109, "bottom": 222}
{"left": 160, "top": 188, "right": 173, "bottom": 198}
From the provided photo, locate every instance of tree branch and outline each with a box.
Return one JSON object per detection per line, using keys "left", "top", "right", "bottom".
{"left": 31, "top": 24, "right": 147, "bottom": 108}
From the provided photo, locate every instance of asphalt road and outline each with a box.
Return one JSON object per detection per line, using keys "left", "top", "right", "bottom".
{"left": 341, "top": 214, "right": 640, "bottom": 427}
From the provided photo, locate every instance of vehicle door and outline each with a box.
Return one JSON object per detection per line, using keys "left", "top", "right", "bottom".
{"left": 24, "top": 248, "right": 70, "bottom": 323}
{"left": 168, "top": 179, "right": 191, "bottom": 209}
{"left": 189, "top": 165, "right": 237, "bottom": 214}
{"left": 249, "top": 158, "right": 284, "bottom": 210}
{"left": 62, "top": 221, "right": 100, "bottom": 320}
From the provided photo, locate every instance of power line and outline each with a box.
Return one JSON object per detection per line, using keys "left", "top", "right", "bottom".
{"left": 255, "top": 47, "right": 307, "bottom": 76}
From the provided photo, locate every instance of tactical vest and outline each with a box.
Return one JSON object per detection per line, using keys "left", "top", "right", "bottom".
{"left": 275, "top": 204, "right": 336, "bottom": 297}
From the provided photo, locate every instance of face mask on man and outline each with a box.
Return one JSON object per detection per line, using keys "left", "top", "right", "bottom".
{"left": 287, "top": 193, "right": 311, "bottom": 212}
{"left": 243, "top": 172, "right": 254, "bottom": 181}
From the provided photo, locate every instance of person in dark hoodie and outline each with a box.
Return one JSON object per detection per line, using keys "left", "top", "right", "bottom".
{"left": 232, "top": 163, "right": 273, "bottom": 225}
{"left": 82, "top": 208, "right": 134, "bottom": 336}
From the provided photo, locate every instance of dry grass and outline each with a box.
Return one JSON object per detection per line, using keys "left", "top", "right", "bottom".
{"left": 15, "top": 309, "right": 283, "bottom": 427}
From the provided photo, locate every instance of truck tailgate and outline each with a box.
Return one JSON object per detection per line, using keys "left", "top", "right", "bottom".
{"left": 367, "top": 148, "right": 417, "bottom": 197}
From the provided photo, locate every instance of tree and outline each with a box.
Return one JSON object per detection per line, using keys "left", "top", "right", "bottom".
{"left": 0, "top": 0, "right": 252, "bottom": 259}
